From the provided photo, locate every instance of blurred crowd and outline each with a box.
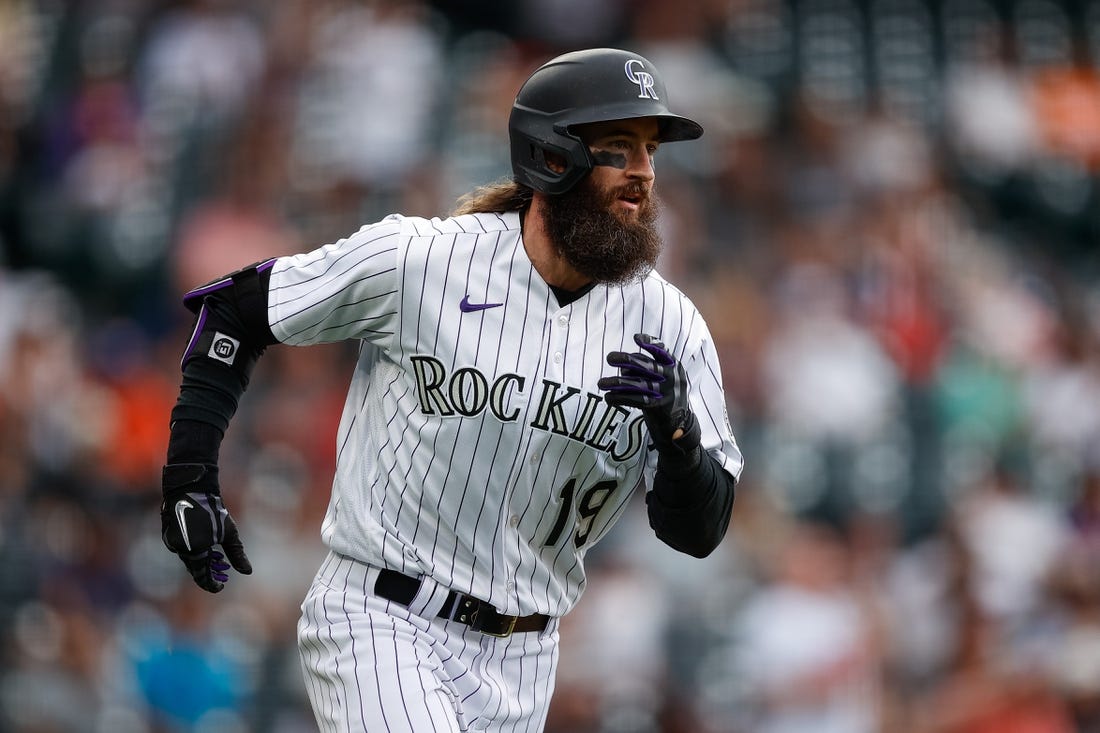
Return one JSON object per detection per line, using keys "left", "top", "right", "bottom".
{"left": 3, "top": 0, "right": 1100, "bottom": 731}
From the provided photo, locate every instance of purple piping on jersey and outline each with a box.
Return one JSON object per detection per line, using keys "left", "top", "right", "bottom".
{"left": 459, "top": 295, "right": 503, "bottom": 313}
{"left": 180, "top": 304, "right": 208, "bottom": 367}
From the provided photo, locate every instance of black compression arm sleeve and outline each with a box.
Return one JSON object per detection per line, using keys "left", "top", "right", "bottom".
{"left": 647, "top": 447, "right": 736, "bottom": 558}
{"left": 166, "top": 419, "right": 223, "bottom": 465}
{"left": 170, "top": 294, "right": 268, "bottom": 433}
{"left": 167, "top": 265, "right": 277, "bottom": 464}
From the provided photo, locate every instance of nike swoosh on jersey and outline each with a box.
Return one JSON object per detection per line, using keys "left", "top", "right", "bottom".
{"left": 175, "top": 498, "right": 195, "bottom": 552}
{"left": 460, "top": 295, "right": 503, "bottom": 313}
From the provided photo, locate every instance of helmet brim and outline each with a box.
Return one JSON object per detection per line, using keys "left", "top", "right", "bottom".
{"left": 657, "top": 115, "right": 704, "bottom": 142}
{"left": 558, "top": 110, "right": 704, "bottom": 143}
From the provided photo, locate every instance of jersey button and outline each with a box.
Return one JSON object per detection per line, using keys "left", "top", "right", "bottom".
{"left": 553, "top": 352, "right": 563, "bottom": 363}
{"left": 506, "top": 580, "right": 515, "bottom": 592}
{"left": 509, "top": 515, "right": 520, "bottom": 527}
{"left": 557, "top": 315, "right": 568, "bottom": 327}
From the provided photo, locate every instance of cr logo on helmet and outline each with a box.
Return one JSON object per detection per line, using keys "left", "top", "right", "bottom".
{"left": 624, "top": 59, "right": 658, "bottom": 100}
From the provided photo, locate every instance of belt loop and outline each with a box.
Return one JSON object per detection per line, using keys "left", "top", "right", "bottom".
{"left": 362, "top": 565, "right": 381, "bottom": 597}
{"left": 408, "top": 574, "right": 450, "bottom": 618}
{"left": 539, "top": 616, "right": 558, "bottom": 640}
{"left": 438, "top": 591, "right": 461, "bottom": 622}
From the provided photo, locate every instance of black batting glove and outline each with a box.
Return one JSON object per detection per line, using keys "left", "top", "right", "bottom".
{"left": 598, "top": 333, "right": 702, "bottom": 455}
{"left": 161, "top": 463, "right": 252, "bottom": 593}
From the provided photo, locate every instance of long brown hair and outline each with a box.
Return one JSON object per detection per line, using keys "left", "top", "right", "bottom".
{"left": 451, "top": 179, "right": 533, "bottom": 216}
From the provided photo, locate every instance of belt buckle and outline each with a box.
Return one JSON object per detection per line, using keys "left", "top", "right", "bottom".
{"left": 482, "top": 614, "right": 517, "bottom": 638}
{"left": 462, "top": 600, "right": 517, "bottom": 638}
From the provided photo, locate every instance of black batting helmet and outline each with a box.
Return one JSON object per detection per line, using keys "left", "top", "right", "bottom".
{"left": 509, "top": 48, "right": 704, "bottom": 195}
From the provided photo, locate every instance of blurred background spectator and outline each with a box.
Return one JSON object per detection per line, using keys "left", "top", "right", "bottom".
{"left": 4, "top": 0, "right": 1100, "bottom": 731}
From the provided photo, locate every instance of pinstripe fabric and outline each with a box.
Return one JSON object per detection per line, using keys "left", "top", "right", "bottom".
{"left": 272, "top": 210, "right": 742, "bottom": 730}
{"left": 269, "top": 210, "right": 742, "bottom": 617}
{"left": 298, "top": 552, "right": 559, "bottom": 733}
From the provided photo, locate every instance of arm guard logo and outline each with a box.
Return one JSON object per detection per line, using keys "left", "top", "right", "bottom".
{"left": 208, "top": 332, "right": 240, "bottom": 366}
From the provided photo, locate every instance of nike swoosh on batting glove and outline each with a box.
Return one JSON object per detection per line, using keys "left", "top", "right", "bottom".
{"left": 598, "top": 333, "right": 702, "bottom": 455}
{"left": 161, "top": 463, "right": 252, "bottom": 593}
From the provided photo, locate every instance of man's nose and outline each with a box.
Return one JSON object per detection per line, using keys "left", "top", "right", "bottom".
{"left": 626, "top": 150, "right": 655, "bottom": 181}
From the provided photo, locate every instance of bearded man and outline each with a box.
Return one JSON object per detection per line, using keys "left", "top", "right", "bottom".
{"left": 158, "top": 48, "right": 742, "bottom": 733}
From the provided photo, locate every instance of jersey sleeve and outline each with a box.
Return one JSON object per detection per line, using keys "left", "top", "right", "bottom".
{"left": 640, "top": 312, "right": 743, "bottom": 488}
{"left": 686, "top": 326, "right": 744, "bottom": 482}
{"left": 267, "top": 216, "right": 403, "bottom": 347}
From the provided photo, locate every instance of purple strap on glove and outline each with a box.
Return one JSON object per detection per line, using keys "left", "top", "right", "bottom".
{"left": 598, "top": 333, "right": 701, "bottom": 453}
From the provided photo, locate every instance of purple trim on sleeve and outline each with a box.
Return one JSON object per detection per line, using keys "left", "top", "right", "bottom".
{"left": 181, "top": 304, "right": 208, "bottom": 367}
{"left": 183, "top": 278, "right": 232, "bottom": 311}
{"left": 181, "top": 259, "right": 276, "bottom": 310}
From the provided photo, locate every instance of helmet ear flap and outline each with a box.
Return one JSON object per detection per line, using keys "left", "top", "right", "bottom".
{"left": 508, "top": 118, "right": 593, "bottom": 196}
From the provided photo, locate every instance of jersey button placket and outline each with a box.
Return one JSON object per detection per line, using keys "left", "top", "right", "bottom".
{"left": 549, "top": 308, "right": 568, "bottom": 375}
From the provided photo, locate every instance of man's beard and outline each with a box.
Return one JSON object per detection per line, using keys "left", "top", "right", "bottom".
{"left": 539, "top": 175, "right": 662, "bottom": 286}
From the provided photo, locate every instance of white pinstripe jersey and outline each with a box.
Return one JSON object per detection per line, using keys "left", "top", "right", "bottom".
{"left": 268, "top": 210, "right": 743, "bottom": 618}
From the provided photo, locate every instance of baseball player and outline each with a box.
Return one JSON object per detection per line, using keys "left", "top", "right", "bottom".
{"left": 160, "top": 47, "right": 743, "bottom": 732}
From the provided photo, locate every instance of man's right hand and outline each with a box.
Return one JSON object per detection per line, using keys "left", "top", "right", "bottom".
{"left": 161, "top": 463, "right": 252, "bottom": 593}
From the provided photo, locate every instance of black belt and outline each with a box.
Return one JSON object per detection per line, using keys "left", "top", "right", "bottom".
{"left": 374, "top": 569, "right": 550, "bottom": 637}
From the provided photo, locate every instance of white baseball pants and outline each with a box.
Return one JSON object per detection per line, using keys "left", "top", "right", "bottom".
{"left": 297, "top": 552, "right": 560, "bottom": 732}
